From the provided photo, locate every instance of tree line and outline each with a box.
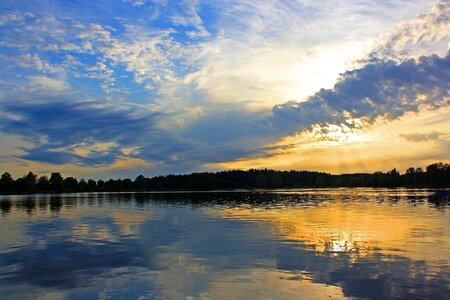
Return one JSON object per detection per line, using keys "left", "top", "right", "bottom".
{"left": 0, "top": 162, "right": 448, "bottom": 194}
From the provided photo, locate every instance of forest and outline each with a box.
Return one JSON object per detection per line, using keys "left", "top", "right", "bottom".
{"left": 0, "top": 162, "right": 449, "bottom": 194}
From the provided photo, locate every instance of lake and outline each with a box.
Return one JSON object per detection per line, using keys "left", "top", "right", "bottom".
{"left": 0, "top": 189, "right": 449, "bottom": 299}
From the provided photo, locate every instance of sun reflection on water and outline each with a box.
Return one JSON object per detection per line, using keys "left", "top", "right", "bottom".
{"left": 213, "top": 195, "right": 450, "bottom": 264}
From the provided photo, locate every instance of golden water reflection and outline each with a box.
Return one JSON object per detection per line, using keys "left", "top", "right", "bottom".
{"left": 215, "top": 197, "right": 450, "bottom": 264}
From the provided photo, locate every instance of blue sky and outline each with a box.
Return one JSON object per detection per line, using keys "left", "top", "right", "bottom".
{"left": 0, "top": 0, "right": 449, "bottom": 179}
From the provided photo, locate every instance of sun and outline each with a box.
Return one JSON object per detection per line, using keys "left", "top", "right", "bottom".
{"left": 310, "top": 124, "right": 363, "bottom": 145}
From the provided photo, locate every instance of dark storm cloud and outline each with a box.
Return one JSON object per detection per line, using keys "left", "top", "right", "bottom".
{"left": 267, "top": 53, "right": 450, "bottom": 136}
{"left": 0, "top": 97, "right": 264, "bottom": 169}
{"left": 0, "top": 98, "right": 181, "bottom": 165}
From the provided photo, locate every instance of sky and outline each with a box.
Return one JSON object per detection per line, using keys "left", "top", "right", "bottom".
{"left": 0, "top": 0, "right": 448, "bottom": 179}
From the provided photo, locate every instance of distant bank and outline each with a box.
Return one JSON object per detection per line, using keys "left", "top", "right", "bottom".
{"left": 1, "top": 162, "right": 448, "bottom": 194}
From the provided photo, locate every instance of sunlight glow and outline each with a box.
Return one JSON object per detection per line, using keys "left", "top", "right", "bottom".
{"left": 213, "top": 198, "right": 450, "bottom": 263}
{"left": 206, "top": 107, "right": 450, "bottom": 174}
{"left": 310, "top": 124, "right": 364, "bottom": 145}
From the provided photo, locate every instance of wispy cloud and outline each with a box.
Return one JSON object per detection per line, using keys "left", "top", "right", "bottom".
{"left": 0, "top": 11, "right": 32, "bottom": 26}
{"left": 12, "top": 54, "right": 62, "bottom": 73}
{"left": 373, "top": 1, "right": 450, "bottom": 59}
{"left": 123, "top": 0, "right": 148, "bottom": 6}
{"left": 400, "top": 131, "right": 445, "bottom": 142}
{"left": 26, "top": 75, "right": 70, "bottom": 93}
{"left": 0, "top": 12, "right": 194, "bottom": 93}
{"left": 159, "top": 0, "right": 435, "bottom": 109}
{"left": 170, "top": 0, "right": 210, "bottom": 38}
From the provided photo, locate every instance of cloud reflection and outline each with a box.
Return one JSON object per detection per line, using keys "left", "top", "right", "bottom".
{"left": 0, "top": 191, "right": 449, "bottom": 299}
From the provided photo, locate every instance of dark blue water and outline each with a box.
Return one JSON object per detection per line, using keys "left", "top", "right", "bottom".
{"left": 0, "top": 189, "right": 449, "bottom": 299}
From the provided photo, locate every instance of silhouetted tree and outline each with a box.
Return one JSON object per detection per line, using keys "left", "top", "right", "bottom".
{"left": 78, "top": 179, "right": 88, "bottom": 192}
{"left": 64, "top": 177, "right": 78, "bottom": 192}
{"left": 426, "top": 162, "right": 450, "bottom": 186}
{"left": 134, "top": 175, "right": 146, "bottom": 190}
{"left": 387, "top": 168, "right": 400, "bottom": 187}
{"left": 50, "top": 173, "right": 64, "bottom": 192}
{"left": 271, "top": 173, "right": 283, "bottom": 187}
{"left": 36, "top": 175, "right": 50, "bottom": 192}
{"left": 23, "top": 172, "right": 37, "bottom": 192}
{"left": 406, "top": 167, "right": 415, "bottom": 174}
{"left": 87, "top": 179, "right": 97, "bottom": 191}
{"left": 1, "top": 162, "right": 449, "bottom": 194}
{"left": 122, "top": 178, "right": 133, "bottom": 190}
{"left": 372, "top": 171, "right": 385, "bottom": 187}
{"left": 0, "top": 172, "right": 14, "bottom": 192}
{"left": 256, "top": 174, "right": 267, "bottom": 187}
{"left": 97, "top": 179, "right": 105, "bottom": 191}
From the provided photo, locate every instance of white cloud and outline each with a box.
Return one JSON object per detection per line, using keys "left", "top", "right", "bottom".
{"left": 372, "top": 1, "right": 450, "bottom": 59}
{"left": 0, "top": 12, "right": 27, "bottom": 26}
{"left": 26, "top": 75, "right": 70, "bottom": 93}
{"left": 123, "top": 0, "right": 148, "bottom": 6}
{"left": 82, "top": 61, "right": 117, "bottom": 92}
{"left": 154, "top": 0, "right": 433, "bottom": 111}
{"left": 102, "top": 37, "right": 175, "bottom": 85}
{"left": 62, "top": 55, "right": 83, "bottom": 68}
{"left": 170, "top": 0, "right": 210, "bottom": 38}
{"left": 0, "top": 13, "right": 190, "bottom": 92}
{"left": 13, "top": 54, "right": 62, "bottom": 73}
{"left": 183, "top": 39, "right": 370, "bottom": 109}
{"left": 1, "top": 1, "right": 436, "bottom": 110}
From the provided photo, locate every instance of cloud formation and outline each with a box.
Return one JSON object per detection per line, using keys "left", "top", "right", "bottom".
{"left": 0, "top": 11, "right": 196, "bottom": 94}
{"left": 400, "top": 131, "right": 444, "bottom": 142}
{"left": 0, "top": 95, "right": 267, "bottom": 173}
{"left": 12, "top": 54, "right": 62, "bottom": 74}
{"left": 0, "top": 0, "right": 448, "bottom": 176}
{"left": 373, "top": 1, "right": 450, "bottom": 59}
{"left": 0, "top": 98, "right": 164, "bottom": 165}
{"left": 268, "top": 53, "right": 450, "bottom": 137}
{"left": 26, "top": 75, "right": 70, "bottom": 93}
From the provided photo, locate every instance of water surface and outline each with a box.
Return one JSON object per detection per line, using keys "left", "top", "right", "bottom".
{"left": 0, "top": 189, "right": 449, "bottom": 299}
